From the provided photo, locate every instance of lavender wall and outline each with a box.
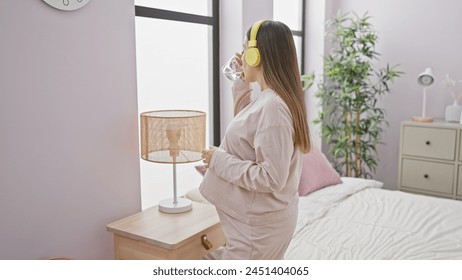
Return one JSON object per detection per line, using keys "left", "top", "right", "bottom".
{"left": 0, "top": 0, "right": 141, "bottom": 259}
{"left": 323, "top": 0, "right": 462, "bottom": 189}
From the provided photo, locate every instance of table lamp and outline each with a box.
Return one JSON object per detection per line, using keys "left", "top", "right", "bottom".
{"left": 140, "top": 110, "right": 206, "bottom": 213}
{"left": 413, "top": 67, "right": 435, "bottom": 122}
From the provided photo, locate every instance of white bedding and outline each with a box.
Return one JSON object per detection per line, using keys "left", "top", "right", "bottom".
{"left": 285, "top": 177, "right": 462, "bottom": 259}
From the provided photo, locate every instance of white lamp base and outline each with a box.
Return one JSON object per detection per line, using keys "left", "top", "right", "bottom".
{"left": 159, "top": 197, "right": 192, "bottom": 214}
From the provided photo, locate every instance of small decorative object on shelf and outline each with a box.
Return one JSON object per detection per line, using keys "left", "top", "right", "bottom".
{"left": 446, "top": 104, "right": 461, "bottom": 123}
{"left": 440, "top": 74, "right": 462, "bottom": 123}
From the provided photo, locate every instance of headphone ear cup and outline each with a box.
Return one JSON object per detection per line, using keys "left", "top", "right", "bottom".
{"left": 245, "top": 48, "right": 261, "bottom": 67}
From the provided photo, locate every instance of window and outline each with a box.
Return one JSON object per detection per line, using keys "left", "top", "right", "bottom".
{"left": 135, "top": 0, "right": 219, "bottom": 209}
{"left": 273, "top": 0, "right": 305, "bottom": 73}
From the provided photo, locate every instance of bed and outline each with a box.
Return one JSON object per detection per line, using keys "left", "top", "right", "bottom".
{"left": 286, "top": 177, "right": 462, "bottom": 259}
{"left": 187, "top": 177, "right": 462, "bottom": 259}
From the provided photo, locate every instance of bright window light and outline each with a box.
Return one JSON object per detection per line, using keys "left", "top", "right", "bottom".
{"left": 273, "top": 0, "right": 302, "bottom": 31}
{"left": 135, "top": 12, "right": 213, "bottom": 209}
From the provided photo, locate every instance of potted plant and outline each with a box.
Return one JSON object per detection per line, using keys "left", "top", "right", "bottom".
{"left": 304, "top": 12, "right": 402, "bottom": 178}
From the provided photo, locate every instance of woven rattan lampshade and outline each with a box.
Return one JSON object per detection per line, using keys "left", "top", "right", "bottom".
{"left": 140, "top": 110, "right": 206, "bottom": 163}
{"left": 140, "top": 110, "right": 206, "bottom": 213}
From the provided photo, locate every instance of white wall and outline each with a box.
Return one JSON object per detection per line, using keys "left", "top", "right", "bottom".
{"left": 324, "top": 0, "right": 462, "bottom": 189}
{"left": 219, "top": 0, "right": 274, "bottom": 135}
{"left": 0, "top": 0, "right": 141, "bottom": 259}
{"left": 305, "top": 0, "right": 326, "bottom": 150}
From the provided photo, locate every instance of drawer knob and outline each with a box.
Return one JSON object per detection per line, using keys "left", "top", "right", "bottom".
{"left": 424, "top": 174, "right": 429, "bottom": 179}
{"left": 425, "top": 141, "right": 431, "bottom": 145}
{"left": 201, "top": 234, "right": 213, "bottom": 250}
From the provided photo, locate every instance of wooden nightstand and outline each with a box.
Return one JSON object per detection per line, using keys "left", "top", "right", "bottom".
{"left": 398, "top": 120, "right": 462, "bottom": 200}
{"left": 106, "top": 201, "right": 226, "bottom": 260}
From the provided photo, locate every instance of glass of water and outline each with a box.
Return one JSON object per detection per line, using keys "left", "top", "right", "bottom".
{"left": 221, "top": 55, "right": 243, "bottom": 81}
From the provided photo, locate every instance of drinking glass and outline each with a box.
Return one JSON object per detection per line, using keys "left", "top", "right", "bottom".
{"left": 221, "top": 55, "right": 243, "bottom": 81}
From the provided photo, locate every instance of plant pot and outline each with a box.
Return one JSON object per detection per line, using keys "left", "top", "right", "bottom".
{"left": 445, "top": 104, "right": 461, "bottom": 122}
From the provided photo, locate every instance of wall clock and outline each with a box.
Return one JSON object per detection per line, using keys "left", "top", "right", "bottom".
{"left": 43, "top": 0, "right": 90, "bottom": 11}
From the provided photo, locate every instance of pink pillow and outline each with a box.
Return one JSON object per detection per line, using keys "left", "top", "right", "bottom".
{"left": 298, "top": 148, "right": 342, "bottom": 196}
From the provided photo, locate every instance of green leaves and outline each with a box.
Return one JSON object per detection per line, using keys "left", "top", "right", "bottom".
{"left": 301, "top": 71, "right": 315, "bottom": 91}
{"left": 312, "top": 11, "right": 402, "bottom": 178}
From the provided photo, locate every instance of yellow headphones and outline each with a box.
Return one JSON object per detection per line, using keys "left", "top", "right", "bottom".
{"left": 245, "top": 20, "right": 266, "bottom": 67}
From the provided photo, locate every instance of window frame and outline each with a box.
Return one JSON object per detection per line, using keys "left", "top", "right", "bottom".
{"left": 299, "top": 0, "right": 306, "bottom": 74}
{"left": 285, "top": 0, "right": 305, "bottom": 74}
{"left": 135, "top": 1, "right": 221, "bottom": 145}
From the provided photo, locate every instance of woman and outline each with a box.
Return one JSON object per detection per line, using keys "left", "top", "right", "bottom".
{"left": 200, "top": 20, "right": 311, "bottom": 260}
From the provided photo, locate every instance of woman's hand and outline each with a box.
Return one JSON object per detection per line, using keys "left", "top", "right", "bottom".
{"left": 202, "top": 146, "right": 218, "bottom": 168}
{"left": 235, "top": 51, "right": 245, "bottom": 80}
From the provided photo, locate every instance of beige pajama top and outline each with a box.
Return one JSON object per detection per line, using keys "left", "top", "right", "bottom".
{"left": 199, "top": 79, "right": 303, "bottom": 225}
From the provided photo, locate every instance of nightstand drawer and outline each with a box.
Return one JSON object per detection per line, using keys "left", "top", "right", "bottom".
{"left": 401, "top": 159, "right": 454, "bottom": 195}
{"left": 402, "top": 126, "right": 456, "bottom": 160}
{"left": 107, "top": 202, "right": 226, "bottom": 260}
{"left": 175, "top": 223, "right": 226, "bottom": 260}
{"left": 113, "top": 223, "right": 225, "bottom": 260}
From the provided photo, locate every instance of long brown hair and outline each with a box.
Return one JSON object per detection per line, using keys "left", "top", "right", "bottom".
{"left": 247, "top": 20, "right": 311, "bottom": 153}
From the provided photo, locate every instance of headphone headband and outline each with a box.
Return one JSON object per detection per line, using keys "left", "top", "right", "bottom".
{"left": 248, "top": 20, "right": 266, "bottom": 48}
{"left": 245, "top": 20, "right": 267, "bottom": 67}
